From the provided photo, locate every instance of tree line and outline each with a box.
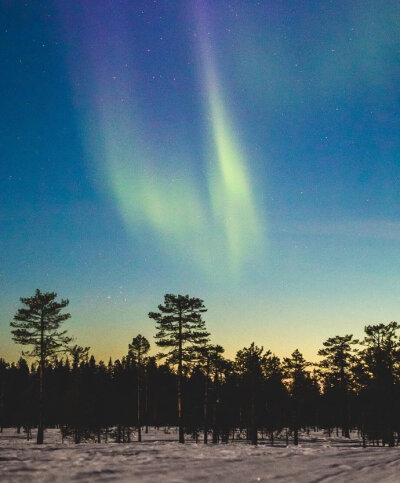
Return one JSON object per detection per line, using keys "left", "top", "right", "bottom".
{"left": 1, "top": 289, "right": 400, "bottom": 447}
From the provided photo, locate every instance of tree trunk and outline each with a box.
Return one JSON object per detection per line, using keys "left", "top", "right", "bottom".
{"left": 341, "top": 366, "right": 350, "bottom": 438}
{"left": 137, "top": 350, "right": 142, "bottom": 442}
{"left": 145, "top": 369, "right": 149, "bottom": 434}
{"left": 178, "top": 312, "right": 184, "bottom": 443}
{"left": 251, "top": 376, "right": 257, "bottom": 445}
{"left": 293, "top": 425, "right": 299, "bottom": 446}
{"left": 388, "top": 377, "right": 395, "bottom": 447}
{"left": 203, "top": 358, "right": 209, "bottom": 444}
{"left": 37, "top": 313, "right": 45, "bottom": 444}
{"left": 212, "top": 371, "right": 219, "bottom": 443}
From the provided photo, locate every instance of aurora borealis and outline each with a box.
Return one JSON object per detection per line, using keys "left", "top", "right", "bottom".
{"left": 1, "top": 1, "right": 400, "bottom": 362}
{"left": 64, "top": 2, "right": 265, "bottom": 275}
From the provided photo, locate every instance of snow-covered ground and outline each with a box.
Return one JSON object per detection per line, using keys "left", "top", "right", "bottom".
{"left": 1, "top": 428, "right": 399, "bottom": 482}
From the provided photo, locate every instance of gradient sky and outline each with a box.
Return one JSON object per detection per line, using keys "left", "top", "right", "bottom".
{"left": 1, "top": 0, "right": 400, "bottom": 363}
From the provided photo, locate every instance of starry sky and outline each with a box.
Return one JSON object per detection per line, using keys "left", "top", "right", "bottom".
{"left": 1, "top": 0, "right": 400, "bottom": 363}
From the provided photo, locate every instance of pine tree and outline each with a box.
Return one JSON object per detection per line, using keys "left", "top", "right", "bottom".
{"left": 283, "top": 349, "right": 311, "bottom": 445}
{"left": 360, "top": 322, "right": 399, "bottom": 446}
{"left": 70, "top": 345, "right": 90, "bottom": 370}
{"left": 0, "top": 358, "right": 7, "bottom": 432}
{"left": 262, "top": 354, "right": 288, "bottom": 441}
{"left": 198, "top": 344, "right": 225, "bottom": 444}
{"left": 128, "top": 334, "right": 150, "bottom": 442}
{"left": 318, "top": 335, "right": 358, "bottom": 438}
{"left": 10, "top": 289, "right": 72, "bottom": 443}
{"left": 149, "top": 294, "right": 209, "bottom": 443}
{"left": 236, "top": 343, "right": 266, "bottom": 445}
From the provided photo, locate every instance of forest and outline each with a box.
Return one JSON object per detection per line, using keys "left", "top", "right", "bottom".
{"left": 1, "top": 289, "right": 400, "bottom": 448}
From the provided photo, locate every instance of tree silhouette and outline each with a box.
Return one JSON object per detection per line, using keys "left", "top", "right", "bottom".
{"left": 149, "top": 294, "right": 209, "bottom": 443}
{"left": 283, "top": 349, "right": 313, "bottom": 445}
{"left": 128, "top": 334, "right": 150, "bottom": 442}
{"left": 360, "top": 322, "right": 399, "bottom": 446}
{"left": 70, "top": 345, "right": 90, "bottom": 370}
{"left": 318, "top": 335, "right": 359, "bottom": 437}
{"left": 236, "top": 343, "right": 266, "bottom": 445}
{"left": 262, "top": 354, "right": 288, "bottom": 442}
{"left": 198, "top": 344, "right": 225, "bottom": 444}
{"left": 10, "top": 289, "right": 72, "bottom": 443}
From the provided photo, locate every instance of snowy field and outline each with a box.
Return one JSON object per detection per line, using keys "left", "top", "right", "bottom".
{"left": 1, "top": 428, "right": 400, "bottom": 482}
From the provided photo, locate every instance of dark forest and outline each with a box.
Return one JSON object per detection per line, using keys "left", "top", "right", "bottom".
{"left": 2, "top": 290, "right": 400, "bottom": 448}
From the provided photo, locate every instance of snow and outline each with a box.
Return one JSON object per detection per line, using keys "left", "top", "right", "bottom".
{"left": 1, "top": 428, "right": 399, "bottom": 482}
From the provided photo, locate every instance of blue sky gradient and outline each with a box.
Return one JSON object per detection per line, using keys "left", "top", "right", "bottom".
{"left": 1, "top": 0, "right": 399, "bottom": 362}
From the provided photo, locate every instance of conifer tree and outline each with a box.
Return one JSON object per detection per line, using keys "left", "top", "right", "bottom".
{"left": 360, "top": 322, "right": 399, "bottom": 446}
{"left": 149, "top": 294, "right": 209, "bottom": 443}
{"left": 236, "top": 343, "right": 266, "bottom": 445}
{"left": 70, "top": 345, "right": 90, "bottom": 369}
{"left": 262, "top": 354, "right": 288, "bottom": 441}
{"left": 0, "top": 358, "right": 7, "bottom": 432}
{"left": 318, "top": 335, "right": 358, "bottom": 437}
{"left": 10, "top": 289, "right": 72, "bottom": 443}
{"left": 283, "top": 349, "right": 311, "bottom": 445}
{"left": 199, "top": 344, "right": 225, "bottom": 444}
{"left": 128, "top": 334, "right": 150, "bottom": 442}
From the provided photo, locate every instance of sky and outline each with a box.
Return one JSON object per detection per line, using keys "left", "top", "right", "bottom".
{"left": 1, "top": 0, "right": 400, "bottom": 363}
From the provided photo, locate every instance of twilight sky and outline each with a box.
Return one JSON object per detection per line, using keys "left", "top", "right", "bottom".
{"left": 1, "top": 0, "right": 399, "bottom": 363}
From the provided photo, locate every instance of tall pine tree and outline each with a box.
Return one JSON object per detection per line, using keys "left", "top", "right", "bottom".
{"left": 149, "top": 294, "right": 209, "bottom": 443}
{"left": 10, "top": 289, "right": 72, "bottom": 443}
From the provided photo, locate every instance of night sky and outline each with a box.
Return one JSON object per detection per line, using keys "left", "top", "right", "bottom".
{"left": 1, "top": 1, "right": 399, "bottom": 362}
